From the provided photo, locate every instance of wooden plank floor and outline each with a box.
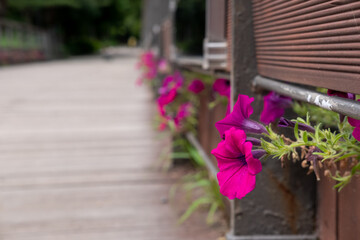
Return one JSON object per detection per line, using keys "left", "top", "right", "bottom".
{"left": 0, "top": 52, "right": 224, "bottom": 240}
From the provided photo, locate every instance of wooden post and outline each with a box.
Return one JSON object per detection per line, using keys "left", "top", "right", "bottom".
{"left": 227, "top": 1, "right": 316, "bottom": 239}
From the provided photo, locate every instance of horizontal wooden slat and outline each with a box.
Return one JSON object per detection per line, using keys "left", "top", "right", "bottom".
{"left": 258, "top": 59, "right": 360, "bottom": 74}
{"left": 257, "top": 42, "right": 360, "bottom": 51}
{"left": 257, "top": 50, "right": 360, "bottom": 58}
{"left": 253, "top": 0, "right": 332, "bottom": 25}
{"left": 255, "top": 9, "right": 360, "bottom": 37}
{"left": 256, "top": 34, "right": 360, "bottom": 46}
{"left": 253, "top": 1, "right": 360, "bottom": 31}
{"left": 257, "top": 55, "right": 360, "bottom": 66}
{"left": 257, "top": 64, "right": 360, "bottom": 94}
{"left": 251, "top": 0, "right": 278, "bottom": 10}
{"left": 257, "top": 26, "right": 360, "bottom": 43}
{"left": 255, "top": 16, "right": 360, "bottom": 39}
{"left": 252, "top": 0, "right": 305, "bottom": 18}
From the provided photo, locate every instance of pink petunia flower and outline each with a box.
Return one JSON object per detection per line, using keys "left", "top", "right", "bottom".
{"left": 174, "top": 103, "right": 192, "bottom": 128}
{"left": 347, "top": 100, "right": 360, "bottom": 141}
{"left": 215, "top": 94, "right": 268, "bottom": 139}
{"left": 136, "top": 51, "right": 158, "bottom": 85}
{"left": 188, "top": 79, "right": 205, "bottom": 94}
{"left": 157, "top": 103, "right": 168, "bottom": 131}
{"left": 157, "top": 73, "right": 184, "bottom": 107}
{"left": 213, "top": 79, "right": 231, "bottom": 115}
{"left": 213, "top": 79, "right": 230, "bottom": 98}
{"left": 260, "top": 92, "right": 292, "bottom": 124}
{"left": 327, "top": 89, "right": 355, "bottom": 100}
{"left": 211, "top": 127, "right": 262, "bottom": 199}
{"left": 158, "top": 59, "right": 170, "bottom": 74}
{"left": 327, "top": 89, "right": 360, "bottom": 140}
{"left": 352, "top": 127, "right": 360, "bottom": 141}
{"left": 158, "top": 88, "right": 177, "bottom": 107}
{"left": 158, "top": 72, "right": 183, "bottom": 95}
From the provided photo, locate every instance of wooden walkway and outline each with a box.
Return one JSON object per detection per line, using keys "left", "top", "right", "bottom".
{"left": 0, "top": 52, "right": 224, "bottom": 240}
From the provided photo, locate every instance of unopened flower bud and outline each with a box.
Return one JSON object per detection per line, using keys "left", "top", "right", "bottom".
{"left": 292, "top": 152, "right": 298, "bottom": 161}
{"left": 340, "top": 160, "right": 348, "bottom": 170}
{"left": 324, "top": 169, "right": 331, "bottom": 177}
{"left": 318, "top": 161, "right": 323, "bottom": 168}
{"left": 278, "top": 117, "right": 315, "bottom": 133}
{"left": 301, "top": 160, "right": 309, "bottom": 168}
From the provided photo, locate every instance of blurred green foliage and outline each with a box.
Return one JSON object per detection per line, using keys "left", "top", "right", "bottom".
{"left": 5, "top": 0, "right": 142, "bottom": 55}
{"left": 175, "top": 0, "right": 205, "bottom": 55}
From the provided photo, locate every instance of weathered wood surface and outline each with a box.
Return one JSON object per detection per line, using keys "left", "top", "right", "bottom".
{"left": 0, "top": 52, "right": 223, "bottom": 240}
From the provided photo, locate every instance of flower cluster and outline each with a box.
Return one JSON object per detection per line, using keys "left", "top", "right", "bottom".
{"left": 155, "top": 73, "right": 207, "bottom": 132}
{"left": 212, "top": 91, "right": 360, "bottom": 200}
{"left": 136, "top": 51, "right": 170, "bottom": 86}
{"left": 212, "top": 95, "right": 267, "bottom": 199}
{"left": 136, "top": 51, "right": 157, "bottom": 85}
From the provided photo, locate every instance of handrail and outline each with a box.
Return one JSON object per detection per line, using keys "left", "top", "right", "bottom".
{"left": 186, "top": 132, "right": 218, "bottom": 179}
{"left": 253, "top": 75, "right": 360, "bottom": 120}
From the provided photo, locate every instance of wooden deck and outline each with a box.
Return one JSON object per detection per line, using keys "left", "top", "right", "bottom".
{"left": 0, "top": 52, "right": 224, "bottom": 240}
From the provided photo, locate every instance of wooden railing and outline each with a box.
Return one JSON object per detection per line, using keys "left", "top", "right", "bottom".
{"left": 0, "top": 19, "right": 59, "bottom": 64}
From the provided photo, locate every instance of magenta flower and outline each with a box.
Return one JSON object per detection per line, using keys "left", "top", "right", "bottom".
{"left": 157, "top": 88, "right": 177, "bottom": 107}
{"left": 136, "top": 51, "right": 158, "bottom": 85}
{"left": 213, "top": 79, "right": 231, "bottom": 115}
{"left": 278, "top": 117, "right": 315, "bottom": 133}
{"left": 158, "top": 72, "right": 183, "bottom": 95}
{"left": 158, "top": 59, "right": 170, "bottom": 74}
{"left": 327, "top": 90, "right": 360, "bottom": 140}
{"left": 174, "top": 103, "right": 192, "bottom": 128}
{"left": 211, "top": 127, "right": 262, "bottom": 199}
{"left": 188, "top": 79, "right": 205, "bottom": 94}
{"left": 352, "top": 127, "right": 360, "bottom": 141}
{"left": 327, "top": 89, "right": 355, "bottom": 100}
{"left": 346, "top": 100, "right": 360, "bottom": 141}
{"left": 260, "top": 92, "right": 292, "bottom": 124}
{"left": 139, "top": 51, "right": 156, "bottom": 68}
{"left": 213, "top": 79, "right": 230, "bottom": 97}
{"left": 157, "top": 104, "right": 170, "bottom": 131}
{"left": 215, "top": 94, "right": 268, "bottom": 138}
{"left": 157, "top": 73, "right": 183, "bottom": 107}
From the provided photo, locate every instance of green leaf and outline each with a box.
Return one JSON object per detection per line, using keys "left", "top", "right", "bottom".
{"left": 178, "top": 197, "right": 212, "bottom": 224}
{"left": 294, "top": 121, "right": 299, "bottom": 139}
{"left": 206, "top": 202, "right": 219, "bottom": 225}
{"left": 171, "top": 152, "right": 190, "bottom": 159}
{"left": 303, "top": 131, "right": 308, "bottom": 143}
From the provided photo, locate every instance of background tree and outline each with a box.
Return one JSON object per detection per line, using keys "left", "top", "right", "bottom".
{"left": 4, "top": 0, "right": 142, "bottom": 55}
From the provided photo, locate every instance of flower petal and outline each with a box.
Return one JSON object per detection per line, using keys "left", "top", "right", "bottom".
{"left": 245, "top": 153, "right": 262, "bottom": 175}
{"left": 260, "top": 92, "right": 291, "bottom": 124}
{"left": 217, "top": 165, "right": 256, "bottom": 199}
{"left": 234, "top": 94, "right": 254, "bottom": 119}
{"left": 353, "top": 127, "right": 360, "bottom": 141}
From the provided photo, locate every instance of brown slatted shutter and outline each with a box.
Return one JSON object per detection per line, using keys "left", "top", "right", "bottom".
{"left": 226, "top": 0, "right": 233, "bottom": 72}
{"left": 251, "top": 0, "right": 360, "bottom": 94}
